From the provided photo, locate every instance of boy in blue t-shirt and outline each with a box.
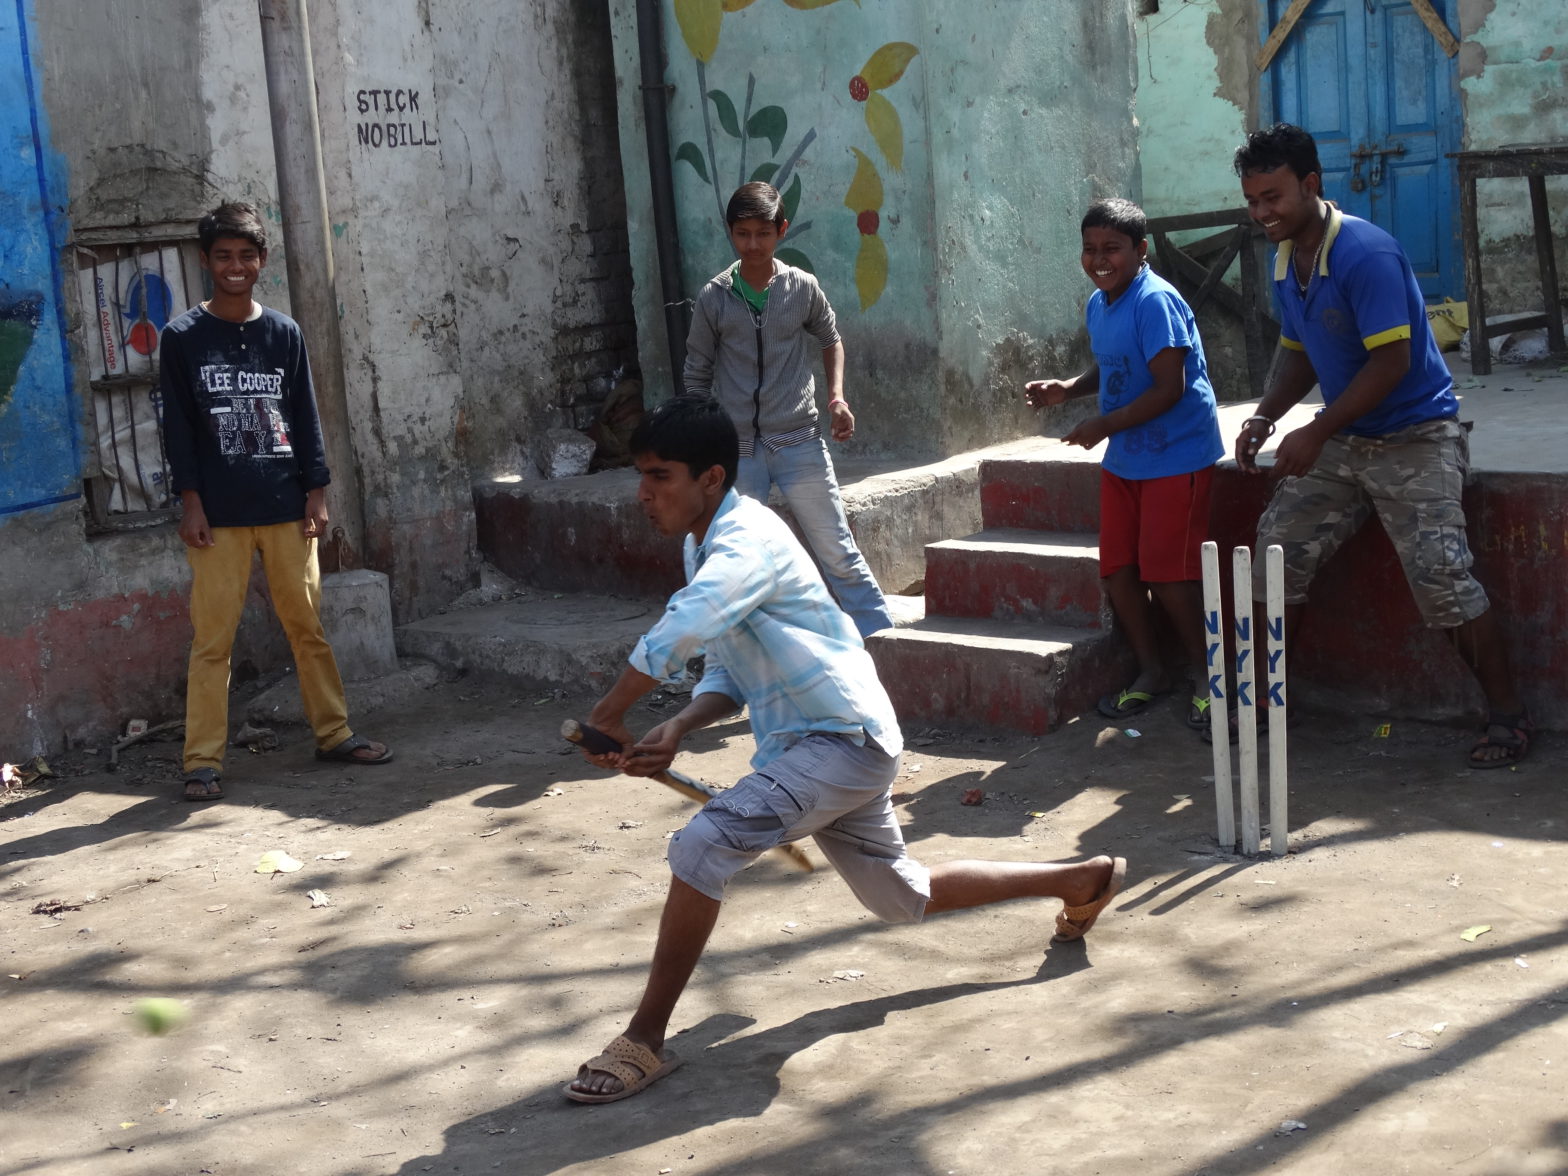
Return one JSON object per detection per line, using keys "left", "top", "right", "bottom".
{"left": 1026, "top": 198, "right": 1224, "bottom": 729}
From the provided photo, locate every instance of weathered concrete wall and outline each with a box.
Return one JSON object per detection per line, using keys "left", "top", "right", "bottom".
{"left": 3, "top": 0, "right": 638, "bottom": 755}
{"left": 608, "top": 0, "right": 1140, "bottom": 462}
{"left": 429, "top": 3, "right": 638, "bottom": 481}
{"left": 306, "top": 0, "right": 478, "bottom": 623}
{"left": 1457, "top": 0, "right": 1568, "bottom": 315}
{"left": 1136, "top": 0, "right": 1255, "bottom": 221}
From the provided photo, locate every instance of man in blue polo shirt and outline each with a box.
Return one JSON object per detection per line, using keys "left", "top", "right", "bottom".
{"left": 1231, "top": 124, "right": 1528, "bottom": 768}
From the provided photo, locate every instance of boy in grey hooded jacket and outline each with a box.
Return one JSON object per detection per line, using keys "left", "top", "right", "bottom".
{"left": 683, "top": 181, "right": 892, "bottom": 637}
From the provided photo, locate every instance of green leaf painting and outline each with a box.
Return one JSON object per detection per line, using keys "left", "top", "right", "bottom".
{"left": 746, "top": 105, "right": 787, "bottom": 157}
{"left": 775, "top": 248, "right": 815, "bottom": 274}
{"left": 671, "top": 3, "right": 911, "bottom": 312}
{"left": 708, "top": 89, "right": 741, "bottom": 138}
{"left": 676, "top": 141, "right": 710, "bottom": 183}
{"left": 781, "top": 173, "right": 803, "bottom": 223}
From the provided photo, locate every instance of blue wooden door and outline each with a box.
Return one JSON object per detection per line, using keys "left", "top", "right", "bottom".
{"left": 1264, "top": 0, "right": 1461, "bottom": 298}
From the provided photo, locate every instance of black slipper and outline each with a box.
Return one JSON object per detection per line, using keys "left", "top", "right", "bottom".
{"left": 315, "top": 733, "right": 394, "bottom": 765}
{"left": 1469, "top": 711, "right": 1531, "bottom": 770}
{"left": 182, "top": 768, "right": 223, "bottom": 801}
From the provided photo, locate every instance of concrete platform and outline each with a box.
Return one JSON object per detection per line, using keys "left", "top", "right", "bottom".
{"left": 473, "top": 437, "right": 1048, "bottom": 600}
{"left": 396, "top": 593, "right": 662, "bottom": 694}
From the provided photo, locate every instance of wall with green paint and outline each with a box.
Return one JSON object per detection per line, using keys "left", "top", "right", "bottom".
{"left": 1458, "top": 0, "right": 1568, "bottom": 314}
{"left": 609, "top": 0, "right": 1140, "bottom": 460}
{"left": 1135, "top": 0, "right": 1254, "bottom": 221}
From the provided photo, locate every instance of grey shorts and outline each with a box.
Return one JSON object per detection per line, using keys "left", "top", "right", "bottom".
{"left": 1254, "top": 418, "right": 1489, "bottom": 629}
{"left": 668, "top": 733, "right": 930, "bottom": 924}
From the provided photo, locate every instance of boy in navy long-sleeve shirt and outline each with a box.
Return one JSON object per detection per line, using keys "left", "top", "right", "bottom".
{"left": 160, "top": 201, "right": 391, "bottom": 801}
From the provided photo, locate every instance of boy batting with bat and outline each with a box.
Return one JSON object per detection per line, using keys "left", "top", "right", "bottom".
{"left": 565, "top": 395, "right": 1126, "bottom": 1104}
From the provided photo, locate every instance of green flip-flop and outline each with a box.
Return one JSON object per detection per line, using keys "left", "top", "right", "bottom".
{"left": 1186, "top": 694, "right": 1211, "bottom": 731}
{"left": 1096, "top": 687, "right": 1164, "bottom": 720}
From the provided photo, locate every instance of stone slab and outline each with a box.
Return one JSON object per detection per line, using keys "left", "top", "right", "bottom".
{"left": 246, "top": 658, "right": 442, "bottom": 729}
{"left": 321, "top": 569, "right": 400, "bottom": 681}
{"left": 867, "top": 617, "right": 1133, "bottom": 736}
{"left": 396, "top": 594, "right": 662, "bottom": 695}
{"left": 925, "top": 529, "right": 1109, "bottom": 628}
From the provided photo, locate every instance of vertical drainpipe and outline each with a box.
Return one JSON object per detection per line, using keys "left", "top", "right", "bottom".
{"left": 636, "top": 0, "right": 689, "bottom": 383}
{"left": 257, "top": 0, "right": 364, "bottom": 571}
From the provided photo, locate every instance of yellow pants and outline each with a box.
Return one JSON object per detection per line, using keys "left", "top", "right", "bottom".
{"left": 184, "top": 522, "right": 351, "bottom": 773}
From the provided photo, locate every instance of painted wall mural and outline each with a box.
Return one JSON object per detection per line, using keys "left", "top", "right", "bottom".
{"left": 670, "top": 0, "right": 919, "bottom": 309}
{"left": 843, "top": 41, "right": 916, "bottom": 309}
{"left": 1, "top": 3, "right": 79, "bottom": 517}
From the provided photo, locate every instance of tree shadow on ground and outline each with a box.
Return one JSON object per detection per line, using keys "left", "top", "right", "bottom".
{"left": 393, "top": 953, "right": 1092, "bottom": 1176}
{"left": 0, "top": 687, "right": 677, "bottom": 874}
{"left": 392, "top": 925, "right": 1568, "bottom": 1176}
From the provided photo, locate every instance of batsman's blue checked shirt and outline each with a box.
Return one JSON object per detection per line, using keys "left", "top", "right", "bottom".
{"left": 628, "top": 488, "right": 903, "bottom": 770}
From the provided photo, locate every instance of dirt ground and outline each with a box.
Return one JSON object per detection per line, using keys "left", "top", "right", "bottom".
{"left": 4, "top": 677, "right": 1566, "bottom": 1176}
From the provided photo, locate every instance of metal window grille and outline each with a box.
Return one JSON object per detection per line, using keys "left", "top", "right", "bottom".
{"left": 76, "top": 236, "right": 206, "bottom": 530}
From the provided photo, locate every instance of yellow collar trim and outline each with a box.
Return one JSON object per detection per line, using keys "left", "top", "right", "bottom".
{"left": 1274, "top": 203, "right": 1343, "bottom": 281}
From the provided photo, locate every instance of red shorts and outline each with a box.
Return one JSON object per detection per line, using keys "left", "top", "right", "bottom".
{"left": 1098, "top": 466, "right": 1214, "bottom": 582}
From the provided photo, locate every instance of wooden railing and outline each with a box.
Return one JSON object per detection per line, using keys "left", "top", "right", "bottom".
{"left": 1146, "top": 210, "right": 1280, "bottom": 398}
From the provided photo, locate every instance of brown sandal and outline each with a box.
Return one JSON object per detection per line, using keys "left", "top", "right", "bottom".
{"left": 564, "top": 1035, "right": 681, "bottom": 1104}
{"left": 182, "top": 768, "right": 223, "bottom": 802}
{"left": 1470, "top": 712, "right": 1531, "bottom": 770}
{"left": 1052, "top": 856, "right": 1127, "bottom": 943}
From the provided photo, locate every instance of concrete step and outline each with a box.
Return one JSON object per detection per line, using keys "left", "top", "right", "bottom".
{"left": 979, "top": 450, "right": 1102, "bottom": 533}
{"left": 924, "top": 528, "right": 1109, "bottom": 628}
{"left": 396, "top": 593, "right": 664, "bottom": 695}
{"left": 866, "top": 616, "right": 1132, "bottom": 736}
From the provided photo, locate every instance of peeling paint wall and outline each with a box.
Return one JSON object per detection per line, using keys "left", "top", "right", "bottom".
{"left": 1457, "top": 0, "right": 1568, "bottom": 314}
{"left": 608, "top": 0, "right": 1139, "bottom": 462}
{"left": 1135, "top": 0, "right": 1254, "bottom": 219}
{"left": 430, "top": 4, "right": 638, "bottom": 482}
{"left": 1, "top": 1, "right": 637, "bottom": 754}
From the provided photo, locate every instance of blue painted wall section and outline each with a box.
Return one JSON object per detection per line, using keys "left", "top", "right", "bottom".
{"left": 0, "top": 0, "right": 79, "bottom": 516}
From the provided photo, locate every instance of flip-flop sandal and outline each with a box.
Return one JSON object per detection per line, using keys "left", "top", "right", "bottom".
{"left": 1096, "top": 688, "right": 1165, "bottom": 720}
{"left": 1469, "top": 711, "right": 1531, "bottom": 770}
{"left": 182, "top": 768, "right": 223, "bottom": 802}
{"left": 1186, "top": 694, "right": 1211, "bottom": 732}
{"left": 315, "top": 734, "right": 394, "bottom": 765}
{"left": 1052, "top": 856, "right": 1128, "bottom": 943}
{"left": 564, "top": 1035, "right": 682, "bottom": 1104}
{"left": 1201, "top": 705, "right": 1273, "bottom": 744}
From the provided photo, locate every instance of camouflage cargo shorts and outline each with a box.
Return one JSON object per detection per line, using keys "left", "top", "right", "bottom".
{"left": 1254, "top": 417, "right": 1488, "bottom": 629}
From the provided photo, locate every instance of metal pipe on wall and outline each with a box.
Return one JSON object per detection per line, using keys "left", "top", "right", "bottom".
{"left": 257, "top": 0, "right": 364, "bottom": 571}
{"left": 635, "top": 0, "right": 689, "bottom": 381}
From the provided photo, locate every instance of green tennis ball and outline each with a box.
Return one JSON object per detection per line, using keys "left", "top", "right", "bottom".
{"left": 133, "top": 998, "right": 188, "bottom": 1035}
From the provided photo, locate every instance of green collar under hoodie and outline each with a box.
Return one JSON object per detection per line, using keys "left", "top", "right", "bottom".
{"left": 682, "top": 260, "right": 842, "bottom": 452}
